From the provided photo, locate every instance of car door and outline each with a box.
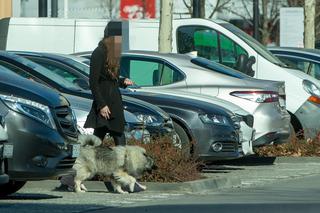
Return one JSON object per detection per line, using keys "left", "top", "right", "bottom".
{"left": 120, "top": 56, "right": 187, "bottom": 90}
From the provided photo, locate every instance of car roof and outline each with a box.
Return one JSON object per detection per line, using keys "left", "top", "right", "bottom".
{"left": 268, "top": 47, "right": 320, "bottom": 58}
{"left": 122, "top": 50, "right": 199, "bottom": 68}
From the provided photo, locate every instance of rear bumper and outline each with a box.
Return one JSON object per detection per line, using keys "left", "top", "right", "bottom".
{"left": 252, "top": 103, "right": 290, "bottom": 147}
{"left": 294, "top": 100, "right": 320, "bottom": 139}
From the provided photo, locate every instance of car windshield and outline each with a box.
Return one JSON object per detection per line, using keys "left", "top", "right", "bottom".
{"left": 220, "top": 23, "right": 288, "bottom": 68}
{"left": 10, "top": 53, "right": 83, "bottom": 90}
{"left": 191, "top": 57, "right": 248, "bottom": 79}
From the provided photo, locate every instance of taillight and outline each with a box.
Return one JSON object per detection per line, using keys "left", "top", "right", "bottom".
{"left": 230, "top": 91, "right": 279, "bottom": 103}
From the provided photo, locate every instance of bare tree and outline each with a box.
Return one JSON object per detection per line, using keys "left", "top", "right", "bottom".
{"left": 223, "top": 0, "right": 285, "bottom": 45}
{"left": 304, "top": 0, "right": 315, "bottom": 48}
{"left": 207, "top": 0, "right": 232, "bottom": 18}
{"left": 287, "top": 0, "right": 303, "bottom": 6}
{"left": 101, "top": 0, "right": 118, "bottom": 19}
{"left": 182, "top": 0, "right": 232, "bottom": 19}
{"left": 159, "top": 0, "right": 173, "bottom": 53}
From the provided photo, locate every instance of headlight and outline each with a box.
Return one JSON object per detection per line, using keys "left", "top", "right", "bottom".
{"left": 303, "top": 80, "right": 320, "bottom": 97}
{"left": 134, "top": 113, "right": 163, "bottom": 126}
{"left": 199, "top": 114, "right": 230, "bottom": 126}
{"left": 0, "top": 94, "right": 56, "bottom": 129}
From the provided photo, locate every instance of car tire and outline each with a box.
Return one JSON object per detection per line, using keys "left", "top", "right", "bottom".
{"left": 0, "top": 180, "right": 27, "bottom": 197}
{"left": 172, "top": 121, "right": 191, "bottom": 158}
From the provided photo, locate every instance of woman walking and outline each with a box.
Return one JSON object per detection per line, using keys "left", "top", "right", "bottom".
{"left": 84, "top": 27, "right": 133, "bottom": 145}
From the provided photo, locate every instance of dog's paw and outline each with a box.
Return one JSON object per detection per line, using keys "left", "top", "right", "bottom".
{"left": 80, "top": 184, "right": 88, "bottom": 192}
{"left": 137, "top": 182, "right": 147, "bottom": 191}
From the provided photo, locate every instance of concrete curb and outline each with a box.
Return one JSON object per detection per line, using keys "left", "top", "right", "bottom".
{"left": 274, "top": 156, "right": 320, "bottom": 164}
{"left": 214, "top": 156, "right": 320, "bottom": 166}
{"left": 144, "top": 177, "right": 241, "bottom": 193}
{"left": 24, "top": 176, "right": 241, "bottom": 194}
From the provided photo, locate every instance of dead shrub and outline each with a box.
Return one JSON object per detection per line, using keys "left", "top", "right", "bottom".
{"left": 256, "top": 129, "right": 320, "bottom": 157}
{"left": 97, "top": 135, "right": 204, "bottom": 183}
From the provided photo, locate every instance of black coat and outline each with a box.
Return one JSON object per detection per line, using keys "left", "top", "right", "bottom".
{"left": 84, "top": 41, "right": 126, "bottom": 133}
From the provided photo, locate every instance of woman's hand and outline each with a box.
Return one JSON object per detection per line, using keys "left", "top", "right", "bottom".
{"left": 100, "top": 105, "right": 111, "bottom": 119}
{"left": 123, "top": 78, "right": 134, "bottom": 86}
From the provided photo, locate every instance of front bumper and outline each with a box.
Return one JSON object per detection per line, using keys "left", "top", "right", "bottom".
{"left": 294, "top": 100, "right": 320, "bottom": 139}
{"left": 5, "top": 110, "right": 78, "bottom": 181}
{"left": 191, "top": 120, "right": 241, "bottom": 162}
{"left": 252, "top": 103, "right": 291, "bottom": 147}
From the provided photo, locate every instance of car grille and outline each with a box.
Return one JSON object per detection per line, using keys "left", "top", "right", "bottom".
{"left": 54, "top": 106, "right": 78, "bottom": 139}
{"left": 56, "top": 157, "right": 76, "bottom": 169}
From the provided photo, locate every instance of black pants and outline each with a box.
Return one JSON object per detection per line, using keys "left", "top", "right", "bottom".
{"left": 93, "top": 126, "right": 126, "bottom": 146}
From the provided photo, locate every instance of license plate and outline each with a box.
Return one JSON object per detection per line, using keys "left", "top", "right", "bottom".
{"left": 2, "top": 144, "right": 13, "bottom": 158}
{"left": 70, "top": 144, "right": 80, "bottom": 158}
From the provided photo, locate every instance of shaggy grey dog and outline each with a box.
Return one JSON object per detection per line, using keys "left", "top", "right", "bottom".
{"left": 61, "top": 134, "right": 154, "bottom": 193}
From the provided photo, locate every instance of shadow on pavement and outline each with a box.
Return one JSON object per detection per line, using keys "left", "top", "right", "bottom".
{"left": 211, "top": 155, "right": 277, "bottom": 166}
{"left": 0, "top": 193, "right": 62, "bottom": 200}
{"left": 88, "top": 203, "right": 320, "bottom": 213}
{"left": 201, "top": 165, "right": 244, "bottom": 173}
{"left": 0, "top": 203, "right": 111, "bottom": 213}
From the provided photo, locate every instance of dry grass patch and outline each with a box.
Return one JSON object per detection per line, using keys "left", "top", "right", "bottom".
{"left": 256, "top": 131, "right": 320, "bottom": 157}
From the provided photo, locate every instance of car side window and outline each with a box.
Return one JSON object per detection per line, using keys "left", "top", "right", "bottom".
{"left": 177, "top": 26, "right": 219, "bottom": 62}
{"left": 27, "top": 57, "right": 78, "bottom": 83}
{"left": 277, "top": 56, "right": 310, "bottom": 73}
{"left": 0, "top": 61, "right": 36, "bottom": 80}
{"left": 120, "top": 58, "right": 183, "bottom": 86}
{"left": 308, "top": 63, "right": 320, "bottom": 80}
{"left": 177, "top": 26, "right": 248, "bottom": 70}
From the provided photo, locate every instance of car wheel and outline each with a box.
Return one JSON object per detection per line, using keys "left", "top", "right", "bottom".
{"left": 0, "top": 180, "right": 27, "bottom": 197}
{"left": 173, "top": 121, "right": 191, "bottom": 158}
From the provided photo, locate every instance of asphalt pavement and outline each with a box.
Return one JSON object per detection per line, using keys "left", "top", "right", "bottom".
{"left": 1, "top": 156, "right": 320, "bottom": 213}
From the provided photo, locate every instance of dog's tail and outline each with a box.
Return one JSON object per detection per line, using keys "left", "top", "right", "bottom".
{"left": 78, "top": 134, "right": 102, "bottom": 147}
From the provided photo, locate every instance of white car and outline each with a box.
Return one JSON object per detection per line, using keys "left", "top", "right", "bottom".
{"left": 122, "top": 18, "right": 320, "bottom": 139}
{"left": 120, "top": 51, "right": 291, "bottom": 147}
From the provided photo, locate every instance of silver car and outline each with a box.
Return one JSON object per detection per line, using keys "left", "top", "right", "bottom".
{"left": 120, "top": 51, "right": 291, "bottom": 147}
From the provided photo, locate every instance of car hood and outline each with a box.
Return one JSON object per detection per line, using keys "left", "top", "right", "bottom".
{"left": 122, "top": 94, "right": 170, "bottom": 120}
{"left": 282, "top": 67, "right": 320, "bottom": 86}
{"left": 0, "top": 72, "right": 69, "bottom": 108}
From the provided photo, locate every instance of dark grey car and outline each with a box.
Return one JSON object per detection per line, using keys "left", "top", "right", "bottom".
{"left": 121, "top": 89, "right": 250, "bottom": 162}
{"left": 0, "top": 67, "right": 79, "bottom": 196}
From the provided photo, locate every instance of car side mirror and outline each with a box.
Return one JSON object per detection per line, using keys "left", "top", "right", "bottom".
{"left": 235, "top": 54, "right": 248, "bottom": 73}
{"left": 73, "top": 78, "right": 90, "bottom": 90}
{"left": 246, "top": 56, "right": 256, "bottom": 77}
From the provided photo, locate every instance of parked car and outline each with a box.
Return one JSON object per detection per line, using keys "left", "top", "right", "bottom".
{"left": 0, "top": 66, "right": 79, "bottom": 197}
{"left": 268, "top": 47, "right": 320, "bottom": 81}
{"left": 21, "top": 51, "right": 256, "bottom": 155}
{"left": 121, "top": 88, "right": 254, "bottom": 161}
{"left": 0, "top": 112, "right": 13, "bottom": 185}
{"left": 118, "top": 51, "right": 291, "bottom": 147}
{"left": 0, "top": 51, "right": 175, "bottom": 141}
{"left": 61, "top": 93, "right": 151, "bottom": 143}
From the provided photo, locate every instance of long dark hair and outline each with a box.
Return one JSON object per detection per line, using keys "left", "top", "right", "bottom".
{"left": 101, "top": 38, "right": 119, "bottom": 80}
